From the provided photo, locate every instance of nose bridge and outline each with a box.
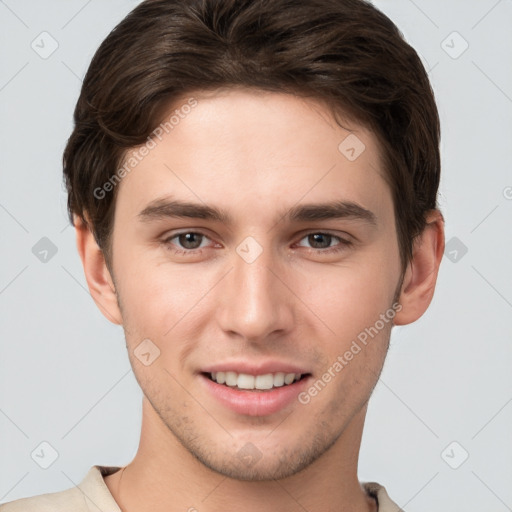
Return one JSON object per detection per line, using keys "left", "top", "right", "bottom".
{"left": 217, "top": 238, "right": 291, "bottom": 340}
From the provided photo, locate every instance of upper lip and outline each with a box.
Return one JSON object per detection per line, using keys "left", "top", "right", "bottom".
{"left": 201, "top": 360, "right": 310, "bottom": 375}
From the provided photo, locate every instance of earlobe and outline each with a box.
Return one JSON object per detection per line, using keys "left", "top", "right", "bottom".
{"left": 74, "top": 215, "right": 123, "bottom": 325}
{"left": 393, "top": 209, "right": 445, "bottom": 326}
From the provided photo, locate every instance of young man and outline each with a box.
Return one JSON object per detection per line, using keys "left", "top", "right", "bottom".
{"left": 1, "top": 0, "right": 444, "bottom": 510}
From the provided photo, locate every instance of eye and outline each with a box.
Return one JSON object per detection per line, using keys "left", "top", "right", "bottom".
{"left": 296, "top": 232, "right": 352, "bottom": 252}
{"left": 163, "top": 231, "right": 211, "bottom": 252}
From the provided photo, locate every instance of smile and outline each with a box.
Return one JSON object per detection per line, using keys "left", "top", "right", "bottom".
{"left": 208, "top": 371, "right": 305, "bottom": 390}
{"left": 200, "top": 369, "right": 312, "bottom": 416}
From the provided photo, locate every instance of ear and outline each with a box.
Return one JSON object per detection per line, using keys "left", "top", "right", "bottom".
{"left": 74, "top": 215, "right": 123, "bottom": 325}
{"left": 393, "top": 209, "right": 445, "bottom": 325}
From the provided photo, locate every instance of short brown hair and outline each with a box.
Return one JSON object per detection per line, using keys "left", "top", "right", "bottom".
{"left": 63, "top": 0, "right": 441, "bottom": 275}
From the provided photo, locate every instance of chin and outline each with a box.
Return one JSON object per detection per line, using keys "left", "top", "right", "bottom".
{"left": 195, "top": 451, "right": 312, "bottom": 481}
{"left": 182, "top": 427, "right": 339, "bottom": 482}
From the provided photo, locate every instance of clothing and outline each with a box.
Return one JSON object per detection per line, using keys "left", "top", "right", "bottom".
{"left": 0, "top": 465, "right": 404, "bottom": 511}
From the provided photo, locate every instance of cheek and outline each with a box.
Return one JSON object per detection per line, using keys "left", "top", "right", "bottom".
{"left": 298, "top": 260, "right": 396, "bottom": 342}
{"left": 293, "top": 262, "right": 396, "bottom": 402}
{"left": 114, "top": 254, "right": 216, "bottom": 351}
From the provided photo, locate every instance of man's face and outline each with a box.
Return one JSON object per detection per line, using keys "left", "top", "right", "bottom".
{"left": 109, "top": 88, "right": 403, "bottom": 480}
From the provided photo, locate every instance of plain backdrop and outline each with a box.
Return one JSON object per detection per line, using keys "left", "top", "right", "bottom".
{"left": 0, "top": 1, "right": 511, "bottom": 510}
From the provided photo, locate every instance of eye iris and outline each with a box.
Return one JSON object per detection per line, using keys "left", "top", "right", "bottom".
{"left": 309, "top": 233, "right": 331, "bottom": 249}
{"left": 179, "top": 233, "right": 202, "bottom": 249}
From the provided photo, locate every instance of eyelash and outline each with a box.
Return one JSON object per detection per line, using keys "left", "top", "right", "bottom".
{"left": 161, "top": 231, "right": 353, "bottom": 256}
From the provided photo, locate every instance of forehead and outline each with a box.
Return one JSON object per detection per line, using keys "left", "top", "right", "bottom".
{"left": 115, "top": 88, "right": 392, "bottom": 225}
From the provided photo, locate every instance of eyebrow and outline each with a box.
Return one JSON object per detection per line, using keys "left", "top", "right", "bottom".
{"left": 137, "top": 197, "right": 377, "bottom": 227}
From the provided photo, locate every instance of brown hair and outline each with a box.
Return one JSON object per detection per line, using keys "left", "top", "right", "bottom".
{"left": 63, "top": 0, "right": 441, "bottom": 275}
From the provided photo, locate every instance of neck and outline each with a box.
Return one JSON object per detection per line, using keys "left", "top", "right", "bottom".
{"left": 105, "top": 397, "right": 376, "bottom": 512}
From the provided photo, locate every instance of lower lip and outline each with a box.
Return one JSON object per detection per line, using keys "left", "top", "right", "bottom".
{"left": 200, "top": 374, "right": 311, "bottom": 416}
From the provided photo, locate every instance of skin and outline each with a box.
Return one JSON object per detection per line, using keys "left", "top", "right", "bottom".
{"left": 76, "top": 87, "right": 444, "bottom": 512}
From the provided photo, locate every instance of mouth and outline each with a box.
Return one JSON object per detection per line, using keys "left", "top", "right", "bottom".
{"left": 198, "top": 360, "right": 313, "bottom": 416}
{"left": 203, "top": 371, "right": 310, "bottom": 391}
{"left": 199, "top": 369, "right": 312, "bottom": 416}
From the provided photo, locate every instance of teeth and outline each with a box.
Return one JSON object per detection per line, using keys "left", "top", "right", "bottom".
{"left": 209, "top": 371, "right": 303, "bottom": 390}
{"left": 284, "top": 373, "right": 295, "bottom": 385}
{"left": 255, "top": 374, "right": 273, "bottom": 390}
{"left": 237, "top": 374, "right": 255, "bottom": 389}
{"left": 225, "top": 371, "right": 237, "bottom": 386}
{"left": 273, "top": 372, "right": 285, "bottom": 387}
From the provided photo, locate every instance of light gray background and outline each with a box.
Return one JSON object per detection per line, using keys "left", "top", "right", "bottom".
{"left": 1, "top": 1, "right": 511, "bottom": 510}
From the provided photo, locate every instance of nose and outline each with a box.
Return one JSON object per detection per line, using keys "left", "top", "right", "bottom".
{"left": 215, "top": 242, "right": 295, "bottom": 343}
